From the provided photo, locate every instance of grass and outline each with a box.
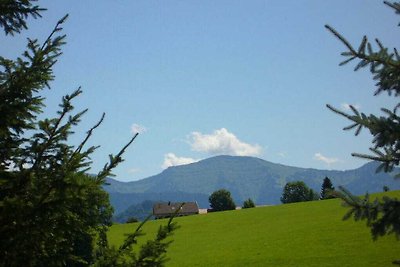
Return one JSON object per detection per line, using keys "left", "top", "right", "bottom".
{"left": 108, "top": 191, "right": 400, "bottom": 266}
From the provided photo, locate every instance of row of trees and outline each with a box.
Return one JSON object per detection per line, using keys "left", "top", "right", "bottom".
{"left": 208, "top": 189, "right": 255, "bottom": 211}
{"left": 208, "top": 177, "right": 335, "bottom": 210}
{"left": 281, "top": 177, "right": 336, "bottom": 204}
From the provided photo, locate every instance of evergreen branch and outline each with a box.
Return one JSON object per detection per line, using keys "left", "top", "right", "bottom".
{"left": 135, "top": 204, "right": 182, "bottom": 266}
{"left": 0, "top": 0, "right": 46, "bottom": 35}
{"left": 324, "top": 25, "right": 356, "bottom": 55}
{"left": 325, "top": 24, "right": 399, "bottom": 69}
{"left": 97, "top": 133, "right": 139, "bottom": 181}
{"left": 0, "top": 13, "right": 68, "bottom": 167}
{"left": 326, "top": 104, "right": 355, "bottom": 121}
{"left": 337, "top": 186, "right": 400, "bottom": 243}
{"left": 384, "top": 1, "right": 400, "bottom": 19}
{"left": 118, "top": 214, "right": 151, "bottom": 252}
{"left": 351, "top": 152, "right": 383, "bottom": 162}
{"left": 40, "top": 14, "right": 68, "bottom": 51}
{"left": 68, "top": 112, "right": 105, "bottom": 164}
{"left": 30, "top": 88, "right": 82, "bottom": 171}
{"left": 326, "top": 104, "right": 366, "bottom": 136}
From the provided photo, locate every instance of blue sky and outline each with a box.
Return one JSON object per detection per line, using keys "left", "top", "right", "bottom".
{"left": 2, "top": 1, "right": 398, "bottom": 181}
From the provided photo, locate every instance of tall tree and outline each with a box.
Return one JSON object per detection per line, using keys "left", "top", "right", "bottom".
{"left": 0, "top": 1, "right": 178, "bottom": 266}
{"left": 326, "top": 1, "right": 400, "bottom": 265}
{"left": 320, "top": 177, "right": 335, "bottom": 200}
{"left": 280, "top": 181, "right": 318, "bottom": 204}
{"left": 209, "top": 189, "right": 236, "bottom": 211}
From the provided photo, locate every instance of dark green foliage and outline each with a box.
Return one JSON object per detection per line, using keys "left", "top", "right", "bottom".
{"left": 94, "top": 213, "right": 179, "bottom": 267}
{"left": 242, "top": 198, "right": 255, "bottom": 209}
{"left": 337, "top": 187, "right": 400, "bottom": 240}
{"left": 0, "top": 10, "right": 117, "bottom": 264}
{"left": 326, "top": 1, "right": 400, "bottom": 264}
{"left": 0, "top": 74, "right": 132, "bottom": 265}
{"left": 209, "top": 189, "right": 236, "bottom": 211}
{"left": 0, "top": 2, "right": 178, "bottom": 266}
{"left": 0, "top": 14, "right": 67, "bottom": 171}
{"left": 0, "top": 0, "right": 45, "bottom": 35}
{"left": 320, "top": 177, "right": 336, "bottom": 200}
{"left": 280, "top": 181, "right": 319, "bottom": 204}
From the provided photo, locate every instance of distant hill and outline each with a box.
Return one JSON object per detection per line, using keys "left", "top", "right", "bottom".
{"left": 109, "top": 191, "right": 209, "bottom": 215}
{"left": 105, "top": 155, "right": 400, "bottom": 214}
{"left": 113, "top": 200, "right": 156, "bottom": 223}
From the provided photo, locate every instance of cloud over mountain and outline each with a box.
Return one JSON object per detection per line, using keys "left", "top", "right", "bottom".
{"left": 190, "top": 128, "right": 262, "bottom": 156}
{"left": 162, "top": 153, "right": 198, "bottom": 169}
{"left": 313, "top": 152, "right": 339, "bottom": 165}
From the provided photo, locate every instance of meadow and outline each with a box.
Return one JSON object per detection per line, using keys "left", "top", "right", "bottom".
{"left": 108, "top": 191, "right": 400, "bottom": 266}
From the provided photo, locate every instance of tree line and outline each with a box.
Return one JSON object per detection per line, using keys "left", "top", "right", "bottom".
{"left": 208, "top": 176, "right": 337, "bottom": 212}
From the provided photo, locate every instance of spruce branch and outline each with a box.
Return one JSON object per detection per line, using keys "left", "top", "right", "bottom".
{"left": 0, "top": 0, "right": 46, "bottom": 35}
{"left": 97, "top": 133, "right": 139, "bottom": 181}
{"left": 68, "top": 112, "right": 105, "bottom": 165}
{"left": 384, "top": 1, "right": 400, "bottom": 24}
{"left": 30, "top": 88, "right": 82, "bottom": 171}
{"left": 119, "top": 214, "right": 151, "bottom": 252}
{"left": 135, "top": 204, "right": 182, "bottom": 266}
{"left": 326, "top": 104, "right": 365, "bottom": 135}
{"left": 0, "top": 12, "right": 68, "bottom": 168}
{"left": 40, "top": 14, "right": 68, "bottom": 51}
{"left": 325, "top": 25, "right": 399, "bottom": 69}
{"left": 324, "top": 25, "right": 356, "bottom": 55}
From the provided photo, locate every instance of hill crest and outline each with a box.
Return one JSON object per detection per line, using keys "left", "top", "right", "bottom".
{"left": 105, "top": 156, "right": 399, "bottom": 213}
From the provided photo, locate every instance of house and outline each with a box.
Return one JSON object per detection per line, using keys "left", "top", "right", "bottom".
{"left": 153, "top": 202, "right": 199, "bottom": 219}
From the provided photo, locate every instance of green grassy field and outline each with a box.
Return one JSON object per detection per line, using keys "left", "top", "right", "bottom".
{"left": 108, "top": 191, "right": 400, "bottom": 266}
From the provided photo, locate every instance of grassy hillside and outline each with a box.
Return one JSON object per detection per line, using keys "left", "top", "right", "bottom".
{"left": 108, "top": 191, "right": 400, "bottom": 266}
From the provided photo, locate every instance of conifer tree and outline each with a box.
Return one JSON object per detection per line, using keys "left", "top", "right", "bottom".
{"left": 326, "top": 1, "right": 400, "bottom": 264}
{"left": 320, "top": 177, "right": 335, "bottom": 200}
{"left": 242, "top": 198, "right": 255, "bottom": 209}
{"left": 0, "top": 1, "right": 178, "bottom": 266}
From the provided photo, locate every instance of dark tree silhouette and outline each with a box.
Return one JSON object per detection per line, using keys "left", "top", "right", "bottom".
{"left": 209, "top": 189, "right": 236, "bottom": 211}
{"left": 320, "top": 177, "right": 335, "bottom": 200}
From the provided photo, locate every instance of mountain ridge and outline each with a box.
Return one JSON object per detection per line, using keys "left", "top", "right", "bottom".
{"left": 105, "top": 155, "right": 400, "bottom": 213}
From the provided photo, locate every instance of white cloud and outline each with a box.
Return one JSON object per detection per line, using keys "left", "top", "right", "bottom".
{"left": 341, "top": 103, "right": 361, "bottom": 111}
{"left": 128, "top": 168, "right": 141, "bottom": 174}
{"left": 313, "top": 153, "right": 339, "bottom": 165}
{"left": 278, "top": 152, "right": 287, "bottom": 158}
{"left": 162, "top": 153, "right": 198, "bottom": 169}
{"left": 189, "top": 128, "right": 262, "bottom": 156}
{"left": 131, "top": 123, "right": 147, "bottom": 134}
